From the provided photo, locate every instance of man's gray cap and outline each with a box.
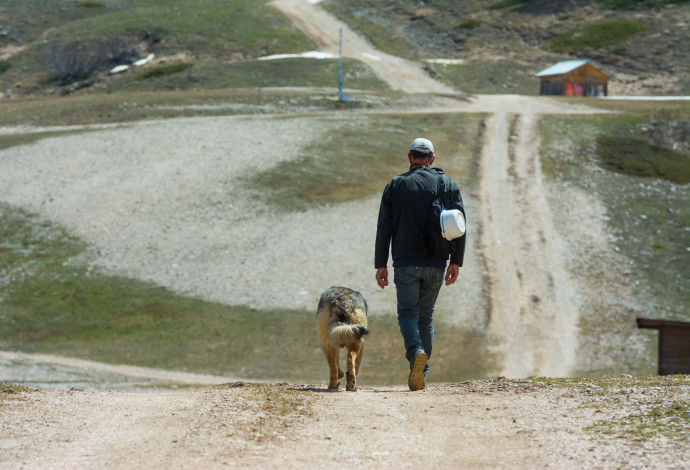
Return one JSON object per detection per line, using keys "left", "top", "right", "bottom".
{"left": 409, "top": 137, "right": 434, "bottom": 155}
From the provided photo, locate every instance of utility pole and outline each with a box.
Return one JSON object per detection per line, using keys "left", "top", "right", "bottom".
{"left": 338, "top": 28, "right": 344, "bottom": 101}
{"left": 257, "top": 72, "right": 262, "bottom": 106}
{"left": 337, "top": 28, "right": 352, "bottom": 102}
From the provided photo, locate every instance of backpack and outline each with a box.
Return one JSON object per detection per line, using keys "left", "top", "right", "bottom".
{"left": 421, "top": 175, "right": 457, "bottom": 260}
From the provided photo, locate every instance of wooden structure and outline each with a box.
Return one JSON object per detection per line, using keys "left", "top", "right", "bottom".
{"left": 536, "top": 60, "right": 608, "bottom": 97}
{"left": 637, "top": 318, "right": 690, "bottom": 375}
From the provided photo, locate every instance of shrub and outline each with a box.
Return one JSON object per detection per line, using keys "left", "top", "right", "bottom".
{"left": 598, "top": 0, "right": 690, "bottom": 9}
{"left": 457, "top": 19, "right": 482, "bottom": 30}
{"left": 486, "top": 0, "right": 526, "bottom": 10}
{"left": 76, "top": 1, "right": 104, "bottom": 7}
{"left": 549, "top": 19, "right": 648, "bottom": 52}
{"left": 0, "top": 61, "right": 10, "bottom": 75}
{"left": 41, "top": 34, "right": 153, "bottom": 84}
{"left": 134, "top": 63, "right": 194, "bottom": 80}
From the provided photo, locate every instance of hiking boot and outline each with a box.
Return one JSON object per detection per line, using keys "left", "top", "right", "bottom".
{"left": 408, "top": 351, "right": 428, "bottom": 391}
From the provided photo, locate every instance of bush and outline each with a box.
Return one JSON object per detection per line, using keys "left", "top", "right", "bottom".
{"left": 41, "top": 34, "right": 153, "bottom": 84}
{"left": 486, "top": 0, "right": 526, "bottom": 10}
{"left": 598, "top": 0, "right": 690, "bottom": 9}
{"left": 0, "top": 61, "right": 10, "bottom": 75}
{"left": 134, "top": 63, "right": 194, "bottom": 80}
{"left": 549, "top": 19, "right": 648, "bottom": 52}
{"left": 596, "top": 135, "right": 690, "bottom": 183}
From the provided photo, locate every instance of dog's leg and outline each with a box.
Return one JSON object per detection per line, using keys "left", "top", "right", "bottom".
{"left": 326, "top": 346, "right": 340, "bottom": 390}
{"left": 355, "top": 343, "right": 364, "bottom": 376}
{"left": 345, "top": 345, "right": 360, "bottom": 391}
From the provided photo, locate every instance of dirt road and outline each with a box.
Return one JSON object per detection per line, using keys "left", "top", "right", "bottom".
{"left": 4, "top": 378, "right": 688, "bottom": 469}
{"left": 4, "top": 1, "right": 682, "bottom": 468}
{"left": 271, "top": 0, "right": 456, "bottom": 94}
{"left": 478, "top": 113, "right": 578, "bottom": 378}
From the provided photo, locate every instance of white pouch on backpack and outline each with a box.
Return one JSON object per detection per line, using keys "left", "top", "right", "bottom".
{"left": 440, "top": 209, "right": 465, "bottom": 241}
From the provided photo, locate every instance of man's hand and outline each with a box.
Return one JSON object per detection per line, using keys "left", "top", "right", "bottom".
{"left": 445, "top": 264, "right": 460, "bottom": 286}
{"left": 376, "top": 267, "right": 389, "bottom": 289}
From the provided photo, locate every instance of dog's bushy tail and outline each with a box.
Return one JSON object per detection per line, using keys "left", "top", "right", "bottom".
{"left": 329, "top": 324, "right": 370, "bottom": 347}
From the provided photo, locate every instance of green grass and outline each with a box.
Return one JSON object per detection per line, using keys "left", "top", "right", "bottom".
{"left": 426, "top": 61, "right": 538, "bottom": 95}
{"left": 598, "top": 0, "right": 690, "bottom": 9}
{"left": 0, "top": 0, "right": 315, "bottom": 92}
{"left": 0, "top": 92, "right": 234, "bottom": 127}
{"left": 457, "top": 19, "right": 482, "bottom": 29}
{"left": 34, "top": 0, "right": 312, "bottom": 57}
{"left": 0, "top": 84, "right": 383, "bottom": 128}
{"left": 582, "top": 376, "right": 689, "bottom": 440}
{"left": 572, "top": 98, "right": 690, "bottom": 114}
{"left": 485, "top": 0, "right": 527, "bottom": 11}
{"left": 596, "top": 134, "right": 690, "bottom": 183}
{"left": 102, "top": 58, "right": 388, "bottom": 93}
{"left": 320, "top": 2, "right": 421, "bottom": 60}
{"left": 549, "top": 19, "right": 648, "bottom": 52}
{"left": 246, "top": 113, "right": 482, "bottom": 211}
{"left": 531, "top": 376, "right": 689, "bottom": 441}
{"left": 0, "top": 384, "right": 33, "bottom": 394}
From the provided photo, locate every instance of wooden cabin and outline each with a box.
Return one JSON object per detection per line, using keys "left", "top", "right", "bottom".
{"left": 536, "top": 60, "right": 608, "bottom": 97}
{"left": 637, "top": 318, "right": 690, "bottom": 375}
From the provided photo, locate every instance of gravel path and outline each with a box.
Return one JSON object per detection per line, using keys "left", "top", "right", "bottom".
{"left": 3, "top": 378, "right": 688, "bottom": 469}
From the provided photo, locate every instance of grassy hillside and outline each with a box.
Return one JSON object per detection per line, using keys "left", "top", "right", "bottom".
{"left": 0, "top": 0, "right": 384, "bottom": 97}
{"left": 2, "top": 0, "right": 689, "bottom": 96}
{"left": 322, "top": 0, "right": 690, "bottom": 95}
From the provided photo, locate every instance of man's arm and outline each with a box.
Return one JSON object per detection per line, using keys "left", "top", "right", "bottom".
{"left": 376, "top": 267, "right": 389, "bottom": 289}
{"left": 374, "top": 183, "right": 393, "bottom": 270}
{"left": 445, "top": 264, "right": 459, "bottom": 286}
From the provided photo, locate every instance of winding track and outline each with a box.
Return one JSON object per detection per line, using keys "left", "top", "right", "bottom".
{"left": 271, "top": 0, "right": 456, "bottom": 94}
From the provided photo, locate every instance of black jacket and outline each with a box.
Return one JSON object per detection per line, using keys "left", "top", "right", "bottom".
{"left": 375, "top": 166, "right": 466, "bottom": 268}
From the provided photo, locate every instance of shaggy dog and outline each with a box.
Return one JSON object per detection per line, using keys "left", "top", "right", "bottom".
{"left": 316, "top": 287, "right": 370, "bottom": 391}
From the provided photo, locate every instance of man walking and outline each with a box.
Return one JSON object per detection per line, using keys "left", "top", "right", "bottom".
{"left": 375, "top": 137, "right": 466, "bottom": 391}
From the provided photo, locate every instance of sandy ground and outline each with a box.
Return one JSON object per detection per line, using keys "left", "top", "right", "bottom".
{"left": 2, "top": 1, "right": 686, "bottom": 468}
{"left": 3, "top": 378, "right": 688, "bottom": 469}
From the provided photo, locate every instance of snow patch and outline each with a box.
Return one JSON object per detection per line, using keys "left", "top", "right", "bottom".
{"left": 257, "top": 51, "right": 337, "bottom": 61}
{"left": 425, "top": 58, "right": 465, "bottom": 65}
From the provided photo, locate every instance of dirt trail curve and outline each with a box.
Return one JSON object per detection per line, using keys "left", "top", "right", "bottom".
{"left": 271, "top": 0, "right": 456, "bottom": 94}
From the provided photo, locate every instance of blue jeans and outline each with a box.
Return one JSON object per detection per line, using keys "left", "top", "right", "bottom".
{"left": 394, "top": 266, "right": 444, "bottom": 373}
